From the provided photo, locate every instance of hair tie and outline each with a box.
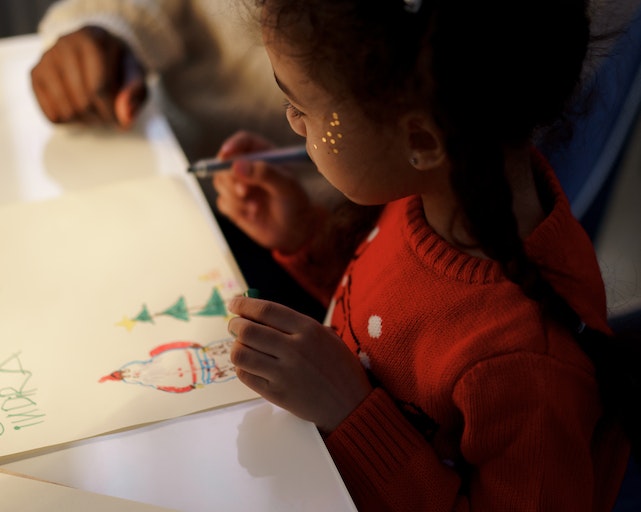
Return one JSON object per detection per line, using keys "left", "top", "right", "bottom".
{"left": 404, "top": 0, "right": 422, "bottom": 13}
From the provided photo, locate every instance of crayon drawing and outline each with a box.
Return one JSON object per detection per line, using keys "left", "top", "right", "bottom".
{"left": 116, "top": 287, "right": 232, "bottom": 331}
{"left": 99, "top": 339, "right": 235, "bottom": 393}
{"left": 0, "top": 175, "right": 257, "bottom": 461}
{"left": 0, "top": 352, "right": 46, "bottom": 437}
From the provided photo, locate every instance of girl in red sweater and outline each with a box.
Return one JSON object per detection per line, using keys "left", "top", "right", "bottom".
{"left": 217, "top": 0, "right": 640, "bottom": 510}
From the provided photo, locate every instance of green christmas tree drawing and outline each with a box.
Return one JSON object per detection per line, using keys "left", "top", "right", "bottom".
{"left": 116, "top": 288, "right": 229, "bottom": 331}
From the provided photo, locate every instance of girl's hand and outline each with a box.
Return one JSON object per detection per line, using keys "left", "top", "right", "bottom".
{"left": 227, "top": 296, "right": 372, "bottom": 433}
{"left": 213, "top": 131, "right": 317, "bottom": 254}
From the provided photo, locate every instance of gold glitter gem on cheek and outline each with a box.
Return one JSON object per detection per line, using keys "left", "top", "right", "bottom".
{"left": 317, "top": 112, "right": 343, "bottom": 154}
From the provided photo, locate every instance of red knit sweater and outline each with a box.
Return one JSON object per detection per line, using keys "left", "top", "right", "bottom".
{"left": 275, "top": 151, "right": 629, "bottom": 511}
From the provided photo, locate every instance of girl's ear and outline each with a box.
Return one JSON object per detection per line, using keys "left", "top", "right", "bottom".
{"left": 401, "top": 113, "right": 448, "bottom": 171}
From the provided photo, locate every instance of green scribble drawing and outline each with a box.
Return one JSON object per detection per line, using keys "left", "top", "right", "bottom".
{"left": 134, "top": 304, "right": 154, "bottom": 324}
{"left": 160, "top": 296, "right": 190, "bottom": 321}
{"left": 195, "top": 288, "right": 227, "bottom": 317}
{"left": 117, "top": 287, "right": 230, "bottom": 331}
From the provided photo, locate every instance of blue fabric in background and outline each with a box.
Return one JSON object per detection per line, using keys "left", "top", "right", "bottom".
{"left": 541, "top": 7, "right": 641, "bottom": 240}
{"left": 540, "top": 8, "right": 641, "bottom": 510}
{"left": 613, "top": 457, "right": 641, "bottom": 512}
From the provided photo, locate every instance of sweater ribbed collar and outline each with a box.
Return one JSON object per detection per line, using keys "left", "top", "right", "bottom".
{"left": 401, "top": 148, "right": 578, "bottom": 286}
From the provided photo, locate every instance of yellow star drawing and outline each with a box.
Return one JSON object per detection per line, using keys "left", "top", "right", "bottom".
{"left": 115, "top": 316, "right": 137, "bottom": 332}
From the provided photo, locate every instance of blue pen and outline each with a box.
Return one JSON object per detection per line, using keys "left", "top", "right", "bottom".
{"left": 187, "top": 144, "right": 310, "bottom": 178}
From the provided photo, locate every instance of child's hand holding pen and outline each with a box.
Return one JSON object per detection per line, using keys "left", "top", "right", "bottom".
{"left": 209, "top": 131, "right": 318, "bottom": 254}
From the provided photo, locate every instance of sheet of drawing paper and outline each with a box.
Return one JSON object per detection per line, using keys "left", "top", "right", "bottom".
{"left": 0, "top": 471, "right": 177, "bottom": 511}
{"left": 0, "top": 174, "right": 257, "bottom": 460}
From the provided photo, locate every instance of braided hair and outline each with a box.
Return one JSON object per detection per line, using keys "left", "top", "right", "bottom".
{"left": 257, "top": 0, "right": 640, "bottom": 460}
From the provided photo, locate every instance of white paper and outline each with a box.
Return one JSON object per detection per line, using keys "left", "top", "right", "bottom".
{"left": 0, "top": 175, "right": 257, "bottom": 460}
{"left": 0, "top": 470, "right": 176, "bottom": 511}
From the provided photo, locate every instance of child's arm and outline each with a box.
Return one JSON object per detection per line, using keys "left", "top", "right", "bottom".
{"left": 37, "top": 0, "right": 186, "bottom": 74}
{"left": 272, "top": 200, "right": 382, "bottom": 306}
{"left": 324, "top": 354, "right": 609, "bottom": 511}
{"left": 214, "top": 131, "right": 382, "bottom": 305}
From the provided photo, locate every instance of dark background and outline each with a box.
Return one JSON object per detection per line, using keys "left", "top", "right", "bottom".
{"left": 0, "top": 1, "right": 57, "bottom": 37}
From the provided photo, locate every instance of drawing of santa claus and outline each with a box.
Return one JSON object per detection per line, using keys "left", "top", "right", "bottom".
{"left": 99, "top": 340, "right": 235, "bottom": 393}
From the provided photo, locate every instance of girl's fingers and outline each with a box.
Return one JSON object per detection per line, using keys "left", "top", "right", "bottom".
{"left": 228, "top": 314, "right": 288, "bottom": 359}
{"left": 230, "top": 338, "right": 279, "bottom": 380}
{"left": 214, "top": 171, "right": 247, "bottom": 211}
{"left": 212, "top": 170, "right": 235, "bottom": 195}
{"left": 218, "top": 131, "right": 273, "bottom": 160}
{"left": 215, "top": 176, "right": 259, "bottom": 223}
{"left": 228, "top": 297, "right": 308, "bottom": 335}
{"left": 234, "top": 366, "right": 270, "bottom": 395}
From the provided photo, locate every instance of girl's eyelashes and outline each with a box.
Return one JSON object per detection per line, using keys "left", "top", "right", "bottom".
{"left": 283, "top": 99, "right": 304, "bottom": 118}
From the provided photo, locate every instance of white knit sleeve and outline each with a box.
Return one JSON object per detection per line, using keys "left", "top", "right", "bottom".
{"left": 38, "top": 0, "right": 186, "bottom": 72}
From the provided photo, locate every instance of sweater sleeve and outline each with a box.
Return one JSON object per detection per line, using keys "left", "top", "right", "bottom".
{"left": 325, "top": 353, "right": 615, "bottom": 511}
{"left": 273, "top": 202, "right": 383, "bottom": 308}
{"left": 325, "top": 388, "right": 464, "bottom": 512}
{"left": 454, "top": 352, "right": 605, "bottom": 510}
{"left": 38, "top": 0, "right": 186, "bottom": 72}
{"left": 271, "top": 204, "right": 350, "bottom": 307}
{"left": 272, "top": 248, "right": 336, "bottom": 307}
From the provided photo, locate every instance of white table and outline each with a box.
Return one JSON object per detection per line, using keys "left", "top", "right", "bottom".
{"left": 0, "top": 34, "right": 356, "bottom": 512}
